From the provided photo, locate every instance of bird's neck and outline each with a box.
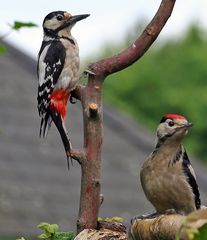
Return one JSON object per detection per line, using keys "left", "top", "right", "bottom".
{"left": 58, "top": 28, "right": 72, "bottom": 38}
{"left": 44, "top": 28, "right": 72, "bottom": 40}
{"left": 156, "top": 138, "right": 181, "bottom": 150}
{"left": 152, "top": 139, "right": 183, "bottom": 164}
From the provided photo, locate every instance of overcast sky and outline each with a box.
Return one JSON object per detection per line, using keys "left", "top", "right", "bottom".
{"left": 1, "top": 0, "right": 207, "bottom": 59}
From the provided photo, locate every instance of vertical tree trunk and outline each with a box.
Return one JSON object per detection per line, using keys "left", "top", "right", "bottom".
{"left": 76, "top": 78, "right": 103, "bottom": 232}
{"left": 71, "top": 0, "right": 176, "bottom": 234}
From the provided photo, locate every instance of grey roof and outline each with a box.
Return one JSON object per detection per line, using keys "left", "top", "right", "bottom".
{"left": 0, "top": 42, "right": 207, "bottom": 237}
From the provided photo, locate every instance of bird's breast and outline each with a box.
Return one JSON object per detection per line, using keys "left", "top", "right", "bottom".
{"left": 56, "top": 42, "right": 80, "bottom": 91}
{"left": 140, "top": 155, "right": 196, "bottom": 214}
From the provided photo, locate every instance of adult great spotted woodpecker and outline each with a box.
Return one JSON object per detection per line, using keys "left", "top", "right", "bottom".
{"left": 37, "top": 11, "right": 89, "bottom": 168}
{"left": 140, "top": 114, "right": 201, "bottom": 215}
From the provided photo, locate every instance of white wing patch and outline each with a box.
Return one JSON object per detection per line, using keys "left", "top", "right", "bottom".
{"left": 56, "top": 59, "right": 61, "bottom": 65}
{"left": 38, "top": 45, "right": 50, "bottom": 86}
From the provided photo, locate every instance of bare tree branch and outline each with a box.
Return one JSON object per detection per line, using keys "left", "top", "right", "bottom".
{"left": 70, "top": 149, "right": 86, "bottom": 164}
{"left": 89, "top": 0, "right": 176, "bottom": 79}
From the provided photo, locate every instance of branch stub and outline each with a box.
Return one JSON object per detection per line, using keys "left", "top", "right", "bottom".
{"left": 88, "top": 102, "right": 99, "bottom": 119}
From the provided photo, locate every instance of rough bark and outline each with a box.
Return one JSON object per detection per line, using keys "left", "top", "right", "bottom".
{"left": 129, "top": 214, "right": 184, "bottom": 240}
{"left": 128, "top": 209, "right": 207, "bottom": 240}
{"left": 71, "top": 0, "right": 176, "bottom": 234}
{"left": 74, "top": 221, "right": 127, "bottom": 240}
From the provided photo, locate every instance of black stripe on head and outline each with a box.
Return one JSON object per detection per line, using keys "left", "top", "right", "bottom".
{"left": 43, "top": 11, "right": 65, "bottom": 24}
{"left": 182, "top": 151, "right": 201, "bottom": 209}
{"left": 157, "top": 132, "right": 176, "bottom": 144}
{"left": 153, "top": 131, "right": 176, "bottom": 155}
{"left": 43, "top": 11, "right": 65, "bottom": 38}
{"left": 160, "top": 116, "right": 168, "bottom": 123}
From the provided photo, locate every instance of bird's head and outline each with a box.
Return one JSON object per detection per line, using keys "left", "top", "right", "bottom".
{"left": 42, "top": 11, "right": 90, "bottom": 37}
{"left": 156, "top": 114, "right": 193, "bottom": 143}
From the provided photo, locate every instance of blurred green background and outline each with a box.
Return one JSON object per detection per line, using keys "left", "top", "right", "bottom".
{"left": 92, "top": 24, "right": 207, "bottom": 163}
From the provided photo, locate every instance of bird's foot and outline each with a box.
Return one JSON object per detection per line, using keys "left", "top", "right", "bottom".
{"left": 69, "top": 95, "right": 77, "bottom": 104}
{"left": 83, "top": 68, "right": 96, "bottom": 77}
{"left": 66, "top": 151, "right": 73, "bottom": 170}
{"left": 131, "top": 212, "right": 158, "bottom": 224}
{"left": 165, "top": 208, "right": 177, "bottom": 215}
{"left": 65, "top": 140, "right": 74, "bottom": 170}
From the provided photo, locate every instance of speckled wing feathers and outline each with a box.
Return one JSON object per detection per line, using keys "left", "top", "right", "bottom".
{"left": 37, "top": 40, "right": 66, "bottom": 136}
{"left": 182, "top": 151, "right": 201, "bottom": 209}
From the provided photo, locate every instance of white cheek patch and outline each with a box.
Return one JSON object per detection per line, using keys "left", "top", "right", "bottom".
{"left": 44, "top": 18, "right": 61, "bottom": 30}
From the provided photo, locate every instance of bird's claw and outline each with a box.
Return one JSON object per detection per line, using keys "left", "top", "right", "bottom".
{"left": 165, "top": 209, "right": 177, "bottom": 215}
{"left": 131, "top": 212, "right": 158, "bottom": 224}
{"left": 69, "top": 95, "right": 77, "bottom": 104}
{"left": 83, "top": 69, "right": 96, "bottom": 77}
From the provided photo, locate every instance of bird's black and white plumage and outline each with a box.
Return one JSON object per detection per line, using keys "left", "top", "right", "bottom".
{"left": 37, "top": 11, "right": 89, "bottom": 167}
{"left": 140, "top": 114, "right": 201, "bottom": 214}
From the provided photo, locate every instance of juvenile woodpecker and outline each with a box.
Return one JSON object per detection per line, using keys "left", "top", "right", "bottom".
{"left": 140, "top": 114, "right": 201, "bottom": 215}
{"left": 37, "top": 11, "right": 89, "bottom": 167}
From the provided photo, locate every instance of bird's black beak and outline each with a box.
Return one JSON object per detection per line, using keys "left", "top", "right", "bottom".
{"left": 68, "top": 14, "right": 90, "bottom": 25}
{"left": 55, "top": 13, "right": 90, "bottom": 33}
{"left": 63, "top": 13, "right": 90, "bottom": 28}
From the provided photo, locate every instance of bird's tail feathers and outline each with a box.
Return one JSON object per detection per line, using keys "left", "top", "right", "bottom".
{"left": 39, "top": 113, "right": 52, "bottom": 137}
{"left": 49, "top": 107, "right": 72, "bottom": 170}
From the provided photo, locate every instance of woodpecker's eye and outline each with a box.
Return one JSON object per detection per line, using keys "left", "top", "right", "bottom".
{"left": 57, "top": 15, "right": 63, "bottom": 21}
{"left": 168, "top": 121, "right": 175, "bottom": 127}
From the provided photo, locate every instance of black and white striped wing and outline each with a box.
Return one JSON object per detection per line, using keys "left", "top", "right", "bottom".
{"left": 182, "top": 151, "right": 201, "bottom": 209}
{"left": 37, "top": 40, "right": 66, "bottom": 117}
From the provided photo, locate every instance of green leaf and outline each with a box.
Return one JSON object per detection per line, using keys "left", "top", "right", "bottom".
{"left": 47, "top": 224, "right": 59, "bottom": 234}
{"left": 104, "top": 216, "right": 124, "bottom": 223}
{"left": 54, "top": 232, "right": 74, "bottom": 240}
{"left": 38, "top": 233, "right": 50, "bottom": 239}
{"left": 36, "top": 223, "right": 74, "bottom": 240}
{"left": 11, "top": 21, "right": 37, "bottom": 30}
{"left": 37, "top": 222, "right": 51, "bottom": 230}
{"left": 16, "top": 238, "right": 26, "bottom": 240}
{"left": 194, "top": 223, "right": 207, "bottom": 240}
{"left": 37, "top": 222, "right": 58, "bottom": 236}
{"left": 186, "top": 227, "right": 199, "bottom": 240}
{"left": 0, "top": 44, "right": 8, "bottom": 54}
